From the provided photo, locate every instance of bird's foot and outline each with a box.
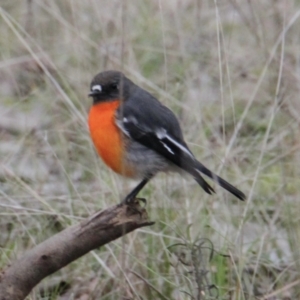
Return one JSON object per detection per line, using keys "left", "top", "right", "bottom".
{"left": 121, "top": 195, "right": 147, "bottom": 206}
{"left": 120, "top": 197, "right": 147, "bottom": 218}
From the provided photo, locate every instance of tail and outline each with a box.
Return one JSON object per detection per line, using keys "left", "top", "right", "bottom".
{"left": 191, "top": 170, "right": 215, "bottom": 195}
{"left": 193, "top": 160, "right": 246, "bottom": 201}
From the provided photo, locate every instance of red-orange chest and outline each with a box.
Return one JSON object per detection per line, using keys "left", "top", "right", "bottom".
{"left": 88, "top": 101, "right": 131, "bottom": 176}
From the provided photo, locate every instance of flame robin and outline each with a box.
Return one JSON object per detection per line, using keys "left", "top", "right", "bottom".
{"left": 88, "top": 70, "right": 245, "bottom": 203}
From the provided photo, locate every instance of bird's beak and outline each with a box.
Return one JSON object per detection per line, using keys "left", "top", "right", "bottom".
{"left": 88, "top": 90, "right": 102, "bottom": 97}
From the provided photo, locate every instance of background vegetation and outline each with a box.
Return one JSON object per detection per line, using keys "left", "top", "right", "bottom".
{"left": 1, "top": 0, "right": 300, "bottom": 299}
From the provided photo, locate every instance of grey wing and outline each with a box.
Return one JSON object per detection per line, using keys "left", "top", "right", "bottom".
{"left": 115, "top": 91, "right": 215, "bottom": 194}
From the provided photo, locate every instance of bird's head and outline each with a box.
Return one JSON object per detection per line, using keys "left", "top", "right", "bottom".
{"left": 89, "top": 70, "right": 133, "bottom": 104}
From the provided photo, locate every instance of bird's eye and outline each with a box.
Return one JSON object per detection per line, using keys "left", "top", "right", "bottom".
{"left": 111, "top": 83, "right": 119, "bottom": 90}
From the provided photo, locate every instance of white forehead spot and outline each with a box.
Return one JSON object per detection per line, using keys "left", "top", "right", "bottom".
{"left": 91, "top": 85, "right": 102, "bottom": 92}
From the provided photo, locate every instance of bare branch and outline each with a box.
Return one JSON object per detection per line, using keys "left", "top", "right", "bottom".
{"left": 0, "top": 201, "right": 153, "bottom": 300}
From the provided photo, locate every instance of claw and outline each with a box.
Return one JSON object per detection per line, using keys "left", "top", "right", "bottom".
{"left": 121, "top": 195, "right": 147, "bottom": 205}
{"left": 120, "top": 197, "right": 147, "bottom": 218}
{"left": 136, "top": 197, "right": 147, "bottom": 206}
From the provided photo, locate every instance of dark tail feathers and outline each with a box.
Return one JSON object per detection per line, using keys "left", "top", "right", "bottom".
{"left": 193, "top": 160, "right": 246, "bottom": 201}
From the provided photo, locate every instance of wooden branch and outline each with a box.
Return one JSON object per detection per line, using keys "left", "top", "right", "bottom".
{"left": 0, "top": 200, "right": 153, "bottom": 300}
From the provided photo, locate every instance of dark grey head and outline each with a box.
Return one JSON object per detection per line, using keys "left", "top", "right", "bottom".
{"left": 88, "top": 70, "right": 133, "bottom": 104}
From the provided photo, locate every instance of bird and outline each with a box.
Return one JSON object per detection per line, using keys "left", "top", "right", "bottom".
{"left": 88, "top": 70, "right": 246, "bottom": 203}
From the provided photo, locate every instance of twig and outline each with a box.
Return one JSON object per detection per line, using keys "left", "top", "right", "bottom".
{"left": 0, "top": 200, "right": 154, "bottom": 300}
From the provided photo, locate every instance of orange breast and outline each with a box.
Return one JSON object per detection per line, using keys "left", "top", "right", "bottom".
{"left": 88, "top": 100, "right": 133, "bottom": 177}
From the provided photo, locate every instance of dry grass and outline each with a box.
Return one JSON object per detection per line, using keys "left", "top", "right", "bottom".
{"left": 1, "top": 0, "right": 300, "bottom": 299}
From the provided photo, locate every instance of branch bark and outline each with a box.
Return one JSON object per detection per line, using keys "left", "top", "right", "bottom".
{"left": 0, "top": 201, "right": 153, "bottom": 300}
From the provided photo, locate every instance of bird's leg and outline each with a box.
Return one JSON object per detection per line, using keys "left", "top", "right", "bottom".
{"left": 121, "top": 178, "right": 150, "bottom": 204}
